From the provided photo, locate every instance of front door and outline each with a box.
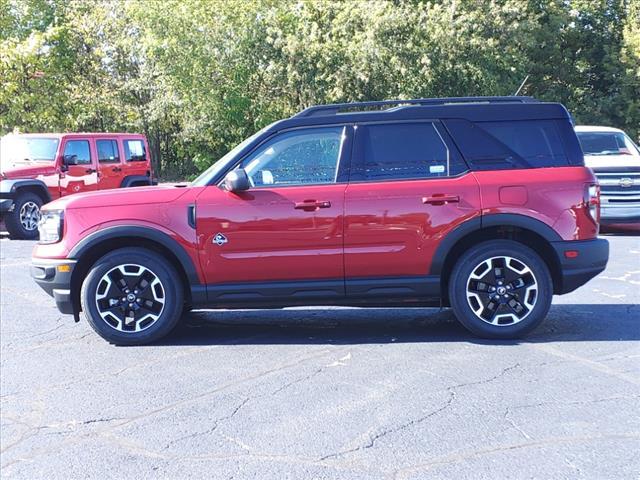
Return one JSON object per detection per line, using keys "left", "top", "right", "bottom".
{"left": 344, "top": 121, "right": 481, "bottom": 297}
{"left": 195, "top": 126, "right": 350, "bottom": 303}
{"left": 59, "top": 138, "right": 98, "bottom": 196}
{"left": 96, "top": 138, "right": 124, "bottom": 190}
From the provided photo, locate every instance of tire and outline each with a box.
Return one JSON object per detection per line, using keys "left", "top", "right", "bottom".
{"left": 80, "top": 247, "right": 184, "bottom": 345}
{"left": 448, "top": 240, "right": 552, "bottom": 339}
{"left": 4, "top": 191, "right": 42, "bottom": 240}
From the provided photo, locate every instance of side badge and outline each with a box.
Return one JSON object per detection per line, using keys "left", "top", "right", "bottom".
{"left": 213, "top": 233, "right": 228, "bottom": 246}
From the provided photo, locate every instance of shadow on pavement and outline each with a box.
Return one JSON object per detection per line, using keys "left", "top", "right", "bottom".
{"left": 154, "top": 303, "right": 639, "bottom": 347}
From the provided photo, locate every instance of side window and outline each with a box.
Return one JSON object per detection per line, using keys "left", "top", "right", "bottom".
{"left": 96, "top": 140, "right": 120, "bottom": 163}
{"left": 352, "top": 123, "right": 454, "bottom": 181}
{"left": 239, "top": 127, "right": 344, "bottom": 187}
{"left": 479, "top": 120, "right": 568, "bottom": 167}
{"left": 63, "top": 140, "right": 91, "bottom": 165}
{"left": 124, "top": 139, "right": 146, "bottom": 162}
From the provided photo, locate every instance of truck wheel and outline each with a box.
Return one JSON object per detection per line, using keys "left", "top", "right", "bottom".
{"left": 4, "top": 191, "right": 42, "bottom": 240}
{"left": 449, "top": 240, "right": 552, "bottom": 339}
{"left": 80, "top": 247, "right": 184, "bottom": 345}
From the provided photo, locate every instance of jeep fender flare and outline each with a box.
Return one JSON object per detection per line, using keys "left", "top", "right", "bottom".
{"left": 68, "top": 225, "right": 201, "bottom": 286}
{"left": 120, "top": 175, "right": 152, "bottom": 188}
{"left": 0, "top": 179, "right": 52, "bottom": 202}
{"left": 429, "top": 213, "right": 563, "bottom": 276}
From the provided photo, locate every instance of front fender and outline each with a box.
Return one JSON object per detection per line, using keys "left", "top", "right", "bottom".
{"left": 0, "top": 178, "right": 52, "bottom": 202}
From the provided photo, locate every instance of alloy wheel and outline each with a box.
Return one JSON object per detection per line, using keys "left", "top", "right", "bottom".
{"left": 19, "top": 201, "right": 40, "bottom": 231}
{"left": 466, "top": 256, "right": 538, "bottom": 326}
{"left": 95, "top": 264, "right": 166, "bottom": 333}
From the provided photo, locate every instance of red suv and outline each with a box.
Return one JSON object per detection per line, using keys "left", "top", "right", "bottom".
{"left": 1, "top": 133, "right": 154, "bottom": 239}
{"left": 30, "top": 97, "right": 609, "bottom": 345}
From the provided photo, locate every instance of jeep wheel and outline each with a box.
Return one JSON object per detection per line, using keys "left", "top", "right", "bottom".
{"left": 4, "top": 191, "right": 42, "bottom": 240}
{"left": 81, "top": 247, "right": 184, "bottom": 345}
{"left": 449, "top": 240, "right": 552, "bottom": 339}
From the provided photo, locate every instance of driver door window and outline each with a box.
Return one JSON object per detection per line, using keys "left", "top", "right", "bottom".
{"left": 239, "top": 127, "right": 345, "bottom": 187}
{"left": 63, "top": 140, "right": 91, "bottom": 165}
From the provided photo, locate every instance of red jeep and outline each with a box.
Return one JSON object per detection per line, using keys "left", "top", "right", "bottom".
{"left": 30, "top": 97, "right": 609, "bottom": 345}
{"left": 1, "top": 133, "right": 153, "bottom": 239}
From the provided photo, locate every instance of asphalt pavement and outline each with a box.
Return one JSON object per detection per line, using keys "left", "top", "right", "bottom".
{"left": 1, "top": 234, "right": 639, "bottom": 479}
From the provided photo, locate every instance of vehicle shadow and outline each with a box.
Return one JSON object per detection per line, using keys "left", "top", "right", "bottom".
{"left": 155, "top": 303, "right": 639, "bottom": 346}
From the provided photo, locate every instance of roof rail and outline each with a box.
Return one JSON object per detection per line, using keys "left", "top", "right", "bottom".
{"left": 294, "top": 96, "right": 538, "bottom": 118}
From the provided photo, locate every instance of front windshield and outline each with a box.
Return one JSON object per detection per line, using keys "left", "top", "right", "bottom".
{"left": 576, "top": 131, "right": 640, "bottom": 156}
{"left": 191, "top": 125, "right": 272, "bottom": 186}
{"left": 1, "top": 136, "right": 60, "bottom": 163}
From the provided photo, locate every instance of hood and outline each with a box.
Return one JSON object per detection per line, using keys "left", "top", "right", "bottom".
{"left": 0, "top": 160, "right": 57, "bottom": 179}
{"left": 584, "top": 154, "right": 640, "bottom": 169}
{"left": 45, "top": 184, "right": 191, "bottom": 211}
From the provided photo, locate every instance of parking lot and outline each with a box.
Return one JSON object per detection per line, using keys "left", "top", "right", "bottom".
{"left": 0, "top": 234, "right": 638, "bottom": 479}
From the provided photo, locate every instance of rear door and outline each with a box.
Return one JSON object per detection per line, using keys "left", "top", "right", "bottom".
{"left": 59, "top": 138, "right": 98, "bottom": 195}
{"left": 96, "top": 138, "right": 124, "bottom": 190}
{"left": 344, "top": 121, "right": 480, "bottom": 298}
{"left": 121, "top": 137, "right": 150, "bottom": 180}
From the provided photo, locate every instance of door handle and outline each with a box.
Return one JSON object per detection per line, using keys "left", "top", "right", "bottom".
{"left": 85, "top": 168, "right": 96, "bottom": 174}
{"left": 112, "top": 166, "right": 122, "bottom": 172}
{"left": 294, "top": 200, "right": 331, "bottom": 211}
{"left": 422, "top": 195, "right": 460, "bottom": 205}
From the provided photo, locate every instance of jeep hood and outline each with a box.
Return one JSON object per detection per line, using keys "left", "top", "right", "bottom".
{"left": 0, "top": 160, "right": 56, "bottom": 179}
{"left": 45, "top": 184, "right": 190, "bottom": 210}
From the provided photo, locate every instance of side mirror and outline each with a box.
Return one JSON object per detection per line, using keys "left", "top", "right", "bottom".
{"left": 58, "top": 156, "right": 68, "bottom": 172}
{"left": 223, "top": 168, "right": 250, "bottom": 192}
{"left": 63, "top": 154, "right": 78, "bottom": 166}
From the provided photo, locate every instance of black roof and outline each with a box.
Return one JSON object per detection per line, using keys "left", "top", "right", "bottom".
{"left": 269, "top": 96, "right": 570, "bottom": 132}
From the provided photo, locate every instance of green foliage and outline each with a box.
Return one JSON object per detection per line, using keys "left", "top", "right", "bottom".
{"left": 1, "top": 0, "right": 638, "bottom": 178}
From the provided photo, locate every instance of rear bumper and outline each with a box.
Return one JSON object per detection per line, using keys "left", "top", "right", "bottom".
{"left": 31, "top": 259, "right": 76, "bottom": 315}
{"left": 551, "top": 238, "right": 609, "bottom": 294}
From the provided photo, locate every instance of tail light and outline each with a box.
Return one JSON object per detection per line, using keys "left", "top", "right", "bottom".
{"left": 584, "top": 183, "right": 600, "bottom": 225}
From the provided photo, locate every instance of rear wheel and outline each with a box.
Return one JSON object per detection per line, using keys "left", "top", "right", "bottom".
{"left": 81, "top": 247, "right": 184, "bottom": 345}
{"left": 449, "top": 240, "right": 552, "bottom": 339}
{"left": 4, "top": 191, "right": 42, "bottom": 240}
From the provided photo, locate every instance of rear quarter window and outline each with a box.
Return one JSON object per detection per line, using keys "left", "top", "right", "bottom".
{"left": 479, "top": 120, "right": 568, "bottom": 167}
{"left": 124, "top": 139, "right": 147, "bottom": 162}
{"left": 444, "top": 119, "right": 571, "bottom": 170}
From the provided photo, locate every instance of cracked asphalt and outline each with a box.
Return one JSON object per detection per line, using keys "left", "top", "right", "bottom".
{"left": 1, "top": 233, "right": 639, "bottom": 479}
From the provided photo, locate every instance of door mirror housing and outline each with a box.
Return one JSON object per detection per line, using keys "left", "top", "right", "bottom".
{"left": 223, "top": 169, "right": 250, "bottom": 192}
{"left": 63, "top": 154, "right": 78, "bottom": 166}
{"left": 58, "top": 156, "right": 68, "bottom": 172}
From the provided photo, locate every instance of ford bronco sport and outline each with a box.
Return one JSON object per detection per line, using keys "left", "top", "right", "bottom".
{"left": 31, "top": 97, "right": 609, "bottom": 345}
{"left": 1, "top": 133, "right": 154, "bottom": 239}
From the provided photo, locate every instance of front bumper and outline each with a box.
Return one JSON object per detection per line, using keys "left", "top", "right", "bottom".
{"left": 600, "top": 204, "right": 640, "bottom": 225}
{"left": 551, "top": 238, "right": 609, "bottom": 294}
{"left": 31, "top": 259, "right": 76, "bottom": 315}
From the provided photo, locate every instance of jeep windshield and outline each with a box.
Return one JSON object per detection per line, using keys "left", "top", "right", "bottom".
{"left": 576, "top": 131, "right": 640, "bottom": 156}
{"left": 1, "top": 136, "right": 60, "bottom": 163}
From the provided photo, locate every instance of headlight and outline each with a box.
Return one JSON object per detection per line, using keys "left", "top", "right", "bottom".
{"left": 38, "top": 210, "right": 64, "bottom": 244}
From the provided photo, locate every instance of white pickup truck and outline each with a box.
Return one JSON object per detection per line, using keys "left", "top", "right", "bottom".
{"left": 575, "top": 126, "right": 640, "bottom": 229}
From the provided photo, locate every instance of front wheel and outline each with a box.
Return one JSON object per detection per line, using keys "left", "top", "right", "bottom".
{"left": 4, "top": 192, "right": 42, "bottom": 240}
{"left": 80, "top": 247, "right": 184, "bottom": 345}
{"left": 449, "top": 240, "right": 553, "bottom": 339}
